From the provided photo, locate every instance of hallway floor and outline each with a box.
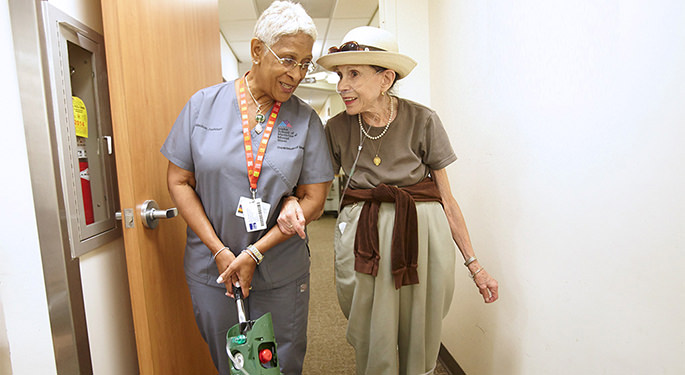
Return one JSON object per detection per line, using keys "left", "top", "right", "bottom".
{"left": 302, "top": 215, "right": 449, "bottom": 375}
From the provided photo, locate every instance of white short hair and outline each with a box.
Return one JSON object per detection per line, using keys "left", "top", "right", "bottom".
{"left": 254, "top": 1, "right": 317, "bottom": 46}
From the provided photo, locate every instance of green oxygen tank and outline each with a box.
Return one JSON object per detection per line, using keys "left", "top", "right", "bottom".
{"left": 226, "top": 286, "right": 282, "bottom": 375}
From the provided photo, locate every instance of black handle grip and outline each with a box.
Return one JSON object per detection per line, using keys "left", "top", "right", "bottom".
{"left": 233, "top": 285, "right": 243, "bottom": 300}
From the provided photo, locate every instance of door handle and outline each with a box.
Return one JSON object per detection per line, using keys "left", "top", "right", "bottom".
{"left": 141, "top": 200, "right": 178, "bottom": 229}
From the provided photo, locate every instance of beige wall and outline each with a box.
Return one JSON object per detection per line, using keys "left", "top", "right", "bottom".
{"left": 422, "top": 0, "right": 685, "bottom": 374}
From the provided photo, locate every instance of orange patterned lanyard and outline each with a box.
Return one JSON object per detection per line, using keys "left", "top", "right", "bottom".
{"left": 236, "top": 77, "right": 281, "bottom": 197}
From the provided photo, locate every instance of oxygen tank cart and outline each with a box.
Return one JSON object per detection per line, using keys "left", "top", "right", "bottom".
{"left": 226, "top": 286, "right": 282, "bottom": 375}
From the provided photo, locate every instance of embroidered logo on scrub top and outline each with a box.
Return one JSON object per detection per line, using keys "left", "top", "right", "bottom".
{"left": 277, "top": 120, "right": 298, "bottom": 142}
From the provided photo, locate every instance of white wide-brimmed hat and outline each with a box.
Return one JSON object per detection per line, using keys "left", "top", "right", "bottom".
{"left": 317, "top": 26, "right": 417, "bottom": 79}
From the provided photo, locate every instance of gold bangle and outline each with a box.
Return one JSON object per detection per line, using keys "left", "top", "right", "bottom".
{"left": 241, "top": 249, "right": 258, "bottom": 264}
{"left": 247, "top": 244, "right": 263, "bottom": 265}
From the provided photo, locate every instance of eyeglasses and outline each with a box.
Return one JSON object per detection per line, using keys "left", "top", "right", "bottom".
{"left": 327, "top": 41, "right": 385, "bottom": 54}
{"left": 263, "top": 42, "right": 316, "bottom": 74}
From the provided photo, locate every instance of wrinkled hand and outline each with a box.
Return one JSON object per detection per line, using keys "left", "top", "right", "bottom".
{"left": 277, "top": 196, "right": 306, "bottom": 239}
{"left": 217, "top": 251, "right": 257, "bottom": 298}
{"left": 473, "top": 269, "right": 499, "bottom": 303}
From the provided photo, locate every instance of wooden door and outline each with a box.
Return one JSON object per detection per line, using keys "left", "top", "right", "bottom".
{"left": 100, "top": 0, "right": 221, "bottom": 373}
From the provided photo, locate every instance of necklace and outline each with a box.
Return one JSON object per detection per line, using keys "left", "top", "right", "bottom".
{"left": 358, "top": 95, "right": 393, "bottom": 140}
{"left": 244, "top": 76, "right": 273, "bottom": 133}
{"left": 370, "top": 135, "right": 385, "bottom": 166}
{"left": 358, "top": 95, "right": 393, "bottom": 165}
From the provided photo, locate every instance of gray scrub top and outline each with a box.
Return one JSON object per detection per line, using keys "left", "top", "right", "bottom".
{"left": 161, "top": 80, "right": 333, "bottom": 290}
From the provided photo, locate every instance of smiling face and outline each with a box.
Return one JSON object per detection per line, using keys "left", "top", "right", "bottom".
{"left": 250, "top": 33, "right": 314, "bottom": 103}
{"left": 335, "top": 65, "right": 394, "bottom": 116}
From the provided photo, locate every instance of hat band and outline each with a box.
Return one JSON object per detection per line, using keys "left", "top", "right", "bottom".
{"left": 327, "top": 41, "right": 386, "bottom": 54}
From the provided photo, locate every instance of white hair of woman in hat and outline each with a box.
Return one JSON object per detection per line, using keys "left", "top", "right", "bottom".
{"left": 278, "top": 26, "right": 498, "bottom": 375}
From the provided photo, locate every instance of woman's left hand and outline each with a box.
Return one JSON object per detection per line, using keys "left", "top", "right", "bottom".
{"left": 277, "top": 196, "right": 306, "bottom": 239}
{"left": 218, "top": 251, "right": 258, "bottom": 298}
{"left": 473, "top": 269, "right": 499, "bottom": 303}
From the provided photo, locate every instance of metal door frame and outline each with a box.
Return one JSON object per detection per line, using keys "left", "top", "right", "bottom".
{"left": 8, "top": 0, "right": 93, "bottom": 373}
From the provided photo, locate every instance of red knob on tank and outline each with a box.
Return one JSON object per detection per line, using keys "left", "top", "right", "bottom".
{"left": 259, "top": 348, "right": 273, "bottom": 364}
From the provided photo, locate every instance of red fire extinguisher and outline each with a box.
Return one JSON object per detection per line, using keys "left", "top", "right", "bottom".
{"left": 79, "top": 158, "right": 94, "bottom": 225}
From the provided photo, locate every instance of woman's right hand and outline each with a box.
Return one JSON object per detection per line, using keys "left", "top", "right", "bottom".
{"left": 277, "top": 196, "right": 306, "bottom": 239}
{"left": 473, "top": 269, "right": 499, "bottom": 303}
{"left": 217, "top": 251, "right": 258, "bottom": 298}
{"left": 214, "top": 250, "right": 237, "bottom": 294}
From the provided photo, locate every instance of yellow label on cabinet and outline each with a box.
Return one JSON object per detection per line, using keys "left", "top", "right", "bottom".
{"left": 72, "top": 96, "right": 88, "bottom": 138}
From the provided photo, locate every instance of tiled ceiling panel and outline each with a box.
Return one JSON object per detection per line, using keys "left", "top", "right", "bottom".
{"left": 327, "top": 17, "right": 371, "bottom": 41}
{"left": 256, "top": 0, "right": 336, "bottom": 18}
{"left": 332, "top": 0, "right": 378, "bottom": 19}
{"left": 220, "top": 20, "right": 257, "bottom": 42}
{"left": 219, "top": 0, "right": 257, "bottom": 21}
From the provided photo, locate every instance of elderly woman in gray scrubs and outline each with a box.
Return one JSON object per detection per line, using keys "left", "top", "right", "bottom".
{"left": 160, "top": 2, "right": 332, "bottom": 374}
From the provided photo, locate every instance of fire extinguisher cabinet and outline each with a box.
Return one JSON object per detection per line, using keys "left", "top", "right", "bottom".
{"left": 43, "top": 5, "right": 120, "bottom": 257}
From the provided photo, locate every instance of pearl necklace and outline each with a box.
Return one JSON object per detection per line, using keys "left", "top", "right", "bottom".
{"left": 244, "top": 76, "right": 273, "bottom": 133}
{"left": 358, "top": 95, "right": 394, "bottom": 141}
{"left": 358, "top": 95, "right": 394, "bottom": 166}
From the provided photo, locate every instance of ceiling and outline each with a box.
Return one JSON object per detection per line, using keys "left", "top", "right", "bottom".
{"left": 219, "top": 0, "right": 379, "bottom": 112}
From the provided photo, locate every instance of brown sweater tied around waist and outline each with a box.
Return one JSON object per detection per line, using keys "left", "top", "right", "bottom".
{"left": 341, "top": 177, "right": 443, "bottom": 289}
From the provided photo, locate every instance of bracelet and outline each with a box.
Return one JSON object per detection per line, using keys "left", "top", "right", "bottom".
{"left": 212, "top": 246, "right": 229, "bottom": 261}
{"left": 469, "top": 267, "right": 484, "bottom": 279}
{"left": 464, "top": 256, "right": 477, "bottom": 267}
{"left": 241, "top": 249, "right": 259, "bottom": 264}
{"left": 246, "top": 244, "right": 263, "bottom": 265}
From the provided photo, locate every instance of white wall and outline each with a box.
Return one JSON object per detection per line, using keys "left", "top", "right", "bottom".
{"left": 378, "top": 0, "right": 431, "bottom": 105}
{"left": 220, "top": 32, "right": 239, "bottom": 82}
{"left": 49, "top": 0, "right": 103, "bottom": 34}
{"left": 319, "top": 93, "right": 344, "bottom": 123}
{"left": 79, "top": 239, "right": 138, "bottom": 375}
{"left": 0, "top": 2, "right": 58, "bottom": 374}
{"left": 0, "top": 299, "right": 10, "bottom": 375}
{"left": 425, "top": 1, "right": 685, "bottom": 374}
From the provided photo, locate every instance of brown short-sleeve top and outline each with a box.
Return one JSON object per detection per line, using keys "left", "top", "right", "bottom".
{"left": 325, "top": 97, "right": 457, "bottom": 189}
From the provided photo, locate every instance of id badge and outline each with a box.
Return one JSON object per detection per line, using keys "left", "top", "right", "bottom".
{"left": 235, "top": 196, "right": 250, "bottom": 218}
{"left": 242, "top": 198, "right": 271, "bottom": 232}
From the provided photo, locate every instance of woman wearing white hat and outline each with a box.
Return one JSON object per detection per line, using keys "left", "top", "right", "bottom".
{"left": 280, "top": 26, "right": 499, "bottom": 375}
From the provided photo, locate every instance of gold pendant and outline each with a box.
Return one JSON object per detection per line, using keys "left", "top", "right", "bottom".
{"left": 373, "top": 155, "right": 381, "bottom": 166}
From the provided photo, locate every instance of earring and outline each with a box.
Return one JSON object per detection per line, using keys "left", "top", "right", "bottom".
{"left": 253, "top": 60, "right": 259, "bottom": 65}
{"left": 381, "top": 91, "right": 386, "bottom": 96}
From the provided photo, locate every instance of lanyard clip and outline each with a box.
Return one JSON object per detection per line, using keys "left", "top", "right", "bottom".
{"left": 250, "top": 188, "right": 257, "bottom": 200}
